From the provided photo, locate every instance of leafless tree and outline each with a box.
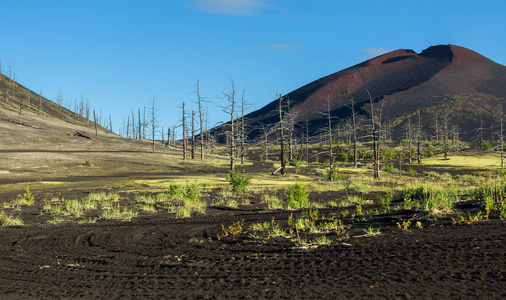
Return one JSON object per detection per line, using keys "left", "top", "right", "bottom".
{"left": 223, "top": 79, "right": 237, "bottom": 170}
{"left": 138, "top": 109, "right": 142, "bottom": 141}
{"left": 441, "top": 112, "right": 450, "bottom": 160}
{"left": 305, "top": 119, "right": 309, "bottom": 163}
{"left": 93, "top": 110, "right": 98, "bottom": 136}
{"left": 407, "top": 117, "right": 412, "bottom": 164}
{"left": 417, "top": 110, "right": 421, "bottom": 164}
{"left": 324, "top": 95, "right": 334, "bottom": 170}
{"left": 347, "top": 98, "right": 358, "bottom": 168}
{"left": 57, "top": 89, "right": 63, "bottom": 111}
{"left": 182, "top": 102, "right": 187, "bottom": 160}
{"left": 195, "top": 80, "right": 206, "bottom": 159}
{"left": 151, "top": 98, "right": 156, "bottom": 152}
{"left": 191, "top": 110, "right": 195, "bottom": 159}
{"left": 165, "top": 128, "right": 171, "bottom": 148}
{"left": 143, "top": 106, "right": 147, "bottom": 140}
{"left": 277, "top": 94, "right": 286, "bottom": 175}
{"left": 367, "top": 90, "right": 379, "bottom": 179}
{"left": 240, "top": 88, "right": 247, "bottom": 164}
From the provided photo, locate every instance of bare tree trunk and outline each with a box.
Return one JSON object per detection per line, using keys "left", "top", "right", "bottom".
{"left": 443, "top": 113, "right": 449, "bottom": 160}
{"left": 183, "top": 102, "right": 186, "bottom": 160}
{"left": 408, "top": 118, "right": 412, "bottom": 164}
{"left": 224, "top": 79, "right": 236, "bottom": 171}
{"left": 166, "top": 128, "right": 171, "bottom": 148}
{"left": 287, "top": 98, "right": 293, "bottom": 164}
{"left": 500, "top": 106, "right": 504, "bottom": 168}
{"left": 137, "top": 109, "right": 141, "bottom": 141}
{"left": 152, "top": 99, "right": 156, "bottom": 152}
{"left": 367, "top": 90, "right": 379, "bottom": 179}
{"left": 196, "top": 80, "right": 205, "bottom": 160}
{"left": 279, "top": 94, "right": 286, "bottom": 175}
{"left": 306, "top": 119, "right": 309, "bottom": 163}
{"left": 191, "top": 110, "right": 195, "bottom": 159}
{"left": 126, "top": 116, "right": 130, "bottom": 138}
{"left": 350, "top": 98, "right": 358, "bottom": 169}
{"left": 326, "top": 96, "right": 333, "bottom": 170}
{"left": 417, "top": 110, "right": 421, "bottom": 164}
{"left": 435, "top": 113, "right": 439, "bottom": 142}
{"left": 93, "top": 110, "right": 98, "bottom": 136}
{"left": 241, "top": 89, "right": 246, "bottom": 164}
{"left": 376, "top": 104, "right": 383, "bottom": 177}
{"left": 480, "top": 118, "right": 484, "bottom": 151}
{"left": 107, "top": 114, "right": 112, "bottom": 133}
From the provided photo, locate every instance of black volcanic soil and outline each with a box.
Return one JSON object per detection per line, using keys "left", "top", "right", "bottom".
{"left": 0, "top": 198, "right": 505, "bottom": 299}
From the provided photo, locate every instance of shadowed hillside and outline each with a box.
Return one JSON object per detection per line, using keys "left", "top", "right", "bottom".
{"left": 214, "top": 44, "right": 506, "bottom": 143}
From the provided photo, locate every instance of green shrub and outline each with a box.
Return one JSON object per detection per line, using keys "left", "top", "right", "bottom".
{"left": 428, "top": 145, "right": 434, "bottom": 156}
{"left": 340, "top": 151, "right": 349, "bottom": 162}
{"left": 227, "top": 170, "right": 251, "bottom": 193}
{"left": 484, "top": 142, "right": 492, "bottom": 151}
{"left": 23, "top": 185, "right": 35, "bottom": 205}
{"left": 396, "top": 183, "right": 456, "bottom": 212}
{"left": 326, "top": 164, "right": 344, "bottom": 181}
{"left": 381, "top": 164, "right": 395, "bottom": 173}
{"left": 167, "top": 183, "right": 183, "bottom": 199}
{"left": 285, "top": 183, "right": 309, "bottom": 209}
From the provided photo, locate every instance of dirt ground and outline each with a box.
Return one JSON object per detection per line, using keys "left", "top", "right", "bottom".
{"left": 0, "top": 203, "right": 505, "bottom": 299}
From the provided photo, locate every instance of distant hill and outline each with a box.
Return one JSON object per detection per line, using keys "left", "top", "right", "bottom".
{"left": 0, "top": 73, "right": 115, "bottom": 150}
{"left": 213, "top": 44, "right": 506, "bottom": 143}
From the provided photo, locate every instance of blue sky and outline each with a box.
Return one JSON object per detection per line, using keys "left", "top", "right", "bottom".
{"left": 1, "top": 0, "right": 505, "bottom": 138}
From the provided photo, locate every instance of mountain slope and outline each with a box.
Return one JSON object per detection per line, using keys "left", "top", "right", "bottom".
{"left": 230, "top": 44, "right": 506, "bottom": 142}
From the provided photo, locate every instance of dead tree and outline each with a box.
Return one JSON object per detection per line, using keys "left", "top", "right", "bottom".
{"left": 182, "top": 102, "right": 187, "bottom": 159}
{"left": 260, "top": 123, "right": 272, "bottom": 161}
{"left": 367, "top": 90, "right": 379, "bottom": 179}
{"left": 138, "top": 109, "right": 142, "bottom": 141}
{"left": 348, "top": 98, "right": 358, "bottom": 168}
{"left": 305, "top": 119, "right": 309, "bottom": 163}
{"left": 109, "top": 115, "right": 113, "bottom": 133}
{"left": 499, "top": 106, "right": 504, "bottom": 168}
{"left": 324, "top": 95, "right": 334, "bottom": 170}
{"left": 407, "top": 117, "right": 412, "bottom": 164}
{"left": 93, "top": 110, "right": 98, "bottom": 136}
{"left": 195, "top": 80, "right": 205, "bottom": 159}
{"left": 240, "top": 89, "right": 246, "bottom": 164}
{"left": 417, "top": 110, "right": 421, "bottom": 164}
{"left": 376, "top": 104, "right": 383, "bottom": 177}
{"left": 479, "top": 118, "right": 484, "bottom": 151}
{"left": 272, "top": 94, "right": 286, "bottom": 175}
{"left": 165, "top": 128, "right": 171, "bottom": 148}
{"left": 442, "top": 112, "right": 450, "bottom": 160}
{"left": 286, "top": 97, "right": 294, "bottom": 164}
{"left": 223, "top": 79, "right": 236, "bottom": 171}
{"left": 191, "top": 110, "right": 195, "bottom": 159}
{"left": 151, "top": 98, "right": 156, "bottom": 152}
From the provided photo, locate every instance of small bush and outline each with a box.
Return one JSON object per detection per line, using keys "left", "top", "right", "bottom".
{"left": 484, "top": 142, "right": 492, "bottom": 151}
{"left": 381, "top": 164, "right": 395, "bottom": 173}
{"left": 340, "top": 151, "right": 349, "bottom": 162}
{"left": 285, "top": 183, "right": 309, "bottom": 209}
{"left": 227, "top": 170, "right": 251, "bottom": 193}
{"left": 327, "top": 164, "right": 345, "bottom": 181}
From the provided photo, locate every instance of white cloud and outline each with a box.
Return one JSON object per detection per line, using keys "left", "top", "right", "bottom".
{"left": 360, "top": 47, "right": 392, "bottom": 57}
{"left": 191, "top": 0, "right": 268, "bottom": 15}
{"left": 259, "top": 43, "right": 298, "bottom": 51}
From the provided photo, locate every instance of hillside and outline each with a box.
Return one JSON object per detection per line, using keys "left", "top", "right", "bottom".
{"left": 220, "top": 44, "right": 506, "bottom": 142}
{"left": 0, "top": 73, "right": 116, "bottom": 150}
